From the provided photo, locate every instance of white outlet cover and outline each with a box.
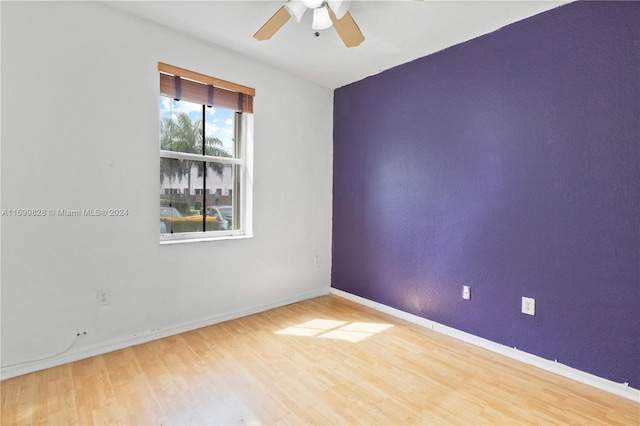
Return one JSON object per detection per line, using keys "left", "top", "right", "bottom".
{"left": 522, "top": 296, "right": 535, "bottom": 315}
{"left": 97, "top": 288, "right": 111, "bottom": 306}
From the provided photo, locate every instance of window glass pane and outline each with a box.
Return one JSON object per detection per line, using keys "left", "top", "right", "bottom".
{"left": 160, "top": 98, "right": 205, "bottom": 154}
{"left": 200, "top": 163, "right": 237, "bottom": 231}
{"left": 160, "top": 97, "right": 236, "bottom": 159}
{"left": 204, "top": 105, "right": 236, "bottom": 158}
{"left": 160, "top": 158, "right": 236, "bottom": 234}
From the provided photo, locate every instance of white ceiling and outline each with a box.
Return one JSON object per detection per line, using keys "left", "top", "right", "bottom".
{"left": 103, "top": 0, "right": 570, "bottom": 89}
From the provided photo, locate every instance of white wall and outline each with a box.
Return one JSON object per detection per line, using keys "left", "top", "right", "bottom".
{"left": 0, "top": 1, "right": 333, "bottom": 378}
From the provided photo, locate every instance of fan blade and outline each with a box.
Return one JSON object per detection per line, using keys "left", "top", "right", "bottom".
{"left": 329, "top": 9, "right": 364, "bottom": 48}
{"left": 254, "top": 6, "right": 291, "bottom": 41}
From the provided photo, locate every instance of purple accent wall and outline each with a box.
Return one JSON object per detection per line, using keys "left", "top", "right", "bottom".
{"left": 332, "top": 1, "right": 639, "bottom": 387}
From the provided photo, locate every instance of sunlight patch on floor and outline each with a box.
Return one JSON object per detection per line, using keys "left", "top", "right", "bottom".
{"left": 275, "top": 319, "right": 393, "bottom": 343}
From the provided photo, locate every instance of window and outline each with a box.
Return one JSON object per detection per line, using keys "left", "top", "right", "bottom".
{"left": 159, "top": 63, "right": 254, "bottom": 242}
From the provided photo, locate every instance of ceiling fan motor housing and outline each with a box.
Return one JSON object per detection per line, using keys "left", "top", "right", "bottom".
{"left": 255, "top": 0, "right": 362, "bottom": 48}
{"left": 288, "top": 0, "right": 351, "bottom": 21}
{"left": 301, "top": 0, "right": 324, "bottom": 8}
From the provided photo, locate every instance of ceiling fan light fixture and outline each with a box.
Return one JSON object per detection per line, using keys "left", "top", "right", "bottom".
{"left": 284, "top": 0, "right": 307, "bottom": 23}
{"left": 328, "top": 0, "right": 350, "bottom": 19}
{"left": 301, "top": 0, "right": 324, "bottom": 8}
{"left": 312, "top": 5, "right": 332, "bottom": 30}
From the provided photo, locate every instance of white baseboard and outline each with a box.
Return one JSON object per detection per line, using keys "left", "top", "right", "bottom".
{"left": 330, "top": 287, "right": 640, "bottom": 403}
{"left": 1, "top": 287, "right": 330, "bottom": 381}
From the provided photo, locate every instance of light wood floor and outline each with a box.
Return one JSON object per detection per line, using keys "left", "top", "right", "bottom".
{"left": 2, "top": 295, "right": 638, "bottom": 425}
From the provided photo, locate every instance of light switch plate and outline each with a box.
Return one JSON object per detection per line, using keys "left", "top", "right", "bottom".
{"left": 462, "top": 286, "right": 471, "bottom": 300}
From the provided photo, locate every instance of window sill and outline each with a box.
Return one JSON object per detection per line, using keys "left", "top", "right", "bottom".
{"left": 160, "top": 233, "right": 253, "bottom": 245}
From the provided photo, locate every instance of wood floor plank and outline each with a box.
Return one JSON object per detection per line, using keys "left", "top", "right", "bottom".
{"left": 2, "top": 295, "right": 639, "bottom": 425}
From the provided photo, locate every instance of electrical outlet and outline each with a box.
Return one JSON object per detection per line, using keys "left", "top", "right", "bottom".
{"left": 522, "top": 296, "right": 535, "bottom": 315}
{"left": 97, "top": 288, "right": 111, "bottom": 306}
{"left": 462, "top": 285, "right": 471, "bottom": 300}
{"left": 314, "top": 255, "right": 321, "bottom": 267}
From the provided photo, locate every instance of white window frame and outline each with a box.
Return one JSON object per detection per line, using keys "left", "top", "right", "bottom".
{"left": 160, "top": 111, "right": 253, "bottom": 244}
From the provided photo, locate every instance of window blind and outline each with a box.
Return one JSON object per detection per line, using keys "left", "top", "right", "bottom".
{"left": 159, "top": 62, "right": 254, "bottom": 114}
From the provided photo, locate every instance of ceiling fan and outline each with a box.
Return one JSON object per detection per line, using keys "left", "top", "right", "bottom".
{"left": 253, "top": 0, "right": 365, "bottom": 48}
